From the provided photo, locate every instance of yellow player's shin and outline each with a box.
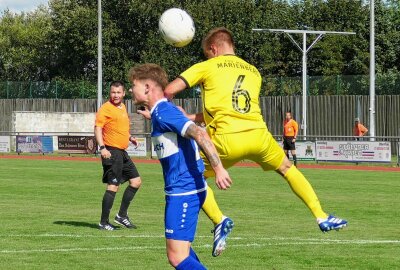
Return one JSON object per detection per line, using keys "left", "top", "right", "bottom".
{"left": 202, "top": 185, "right": 224, "bottom": 225}
{"left": 283, "top": 165, "right": 328, "bottom": 219}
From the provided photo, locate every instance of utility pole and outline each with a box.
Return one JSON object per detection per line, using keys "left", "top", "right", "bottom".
{"left": 369, "top": 0, "right": 376, "bottom": 140}
{"left": 97, "top": 0, "right": 103, "bottom": 110}
{"left": 253, "top": 29, "right": 355, "bottom": 139}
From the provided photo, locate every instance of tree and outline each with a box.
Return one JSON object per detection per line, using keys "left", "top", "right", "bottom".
{"left": 49, "top": 0, "right": 100, "bottom": 79}
{"left": 0, "top": 0, "right": 399, "bottom": 96}
{"left": 0, "top": 7, "right": 52, "bottom": 80}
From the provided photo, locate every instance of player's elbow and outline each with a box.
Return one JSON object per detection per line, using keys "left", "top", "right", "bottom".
{"left": 164, "top": 85, "right": 174, "bottom": 99}
{"left": 165, "top": 78, "right": 186, "bottom": 100}
{"left": 193, "top": 127, "right": 208, "bottom": 143}
{"left": 185, "top": 123, "right": 209, "bottom": 145}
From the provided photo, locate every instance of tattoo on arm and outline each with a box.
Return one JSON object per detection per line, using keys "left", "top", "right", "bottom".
{"left": 185, "top": 124, "right": 220, "bottom": 167}
{"left": 207, "top": 152, "right": 221, "bottom": 167}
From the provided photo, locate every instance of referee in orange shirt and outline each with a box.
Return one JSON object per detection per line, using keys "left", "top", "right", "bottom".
{"left": 353, "top": 117, "right": 368, "bottom": 140}
{"left": 283, "top": 111, "right": 299, "bottom": 166}
{"left": 95, "top": 81, "right": 142, "bottom": 230}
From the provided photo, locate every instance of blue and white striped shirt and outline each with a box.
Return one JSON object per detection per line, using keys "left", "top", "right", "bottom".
{"left": 151, "top": 99, "right": 206, "bottom": 196}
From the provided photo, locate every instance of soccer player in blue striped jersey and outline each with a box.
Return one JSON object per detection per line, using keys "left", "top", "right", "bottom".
{"left": 128, "top": 63, "right": 232, "bottom": 270}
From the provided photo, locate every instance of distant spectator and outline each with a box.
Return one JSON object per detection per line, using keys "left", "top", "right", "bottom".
{"left": 283, "top": 111, "right": 299, "bottom": 166}
{"left": 353, "top": 118, "right": 368, "bottom": 140}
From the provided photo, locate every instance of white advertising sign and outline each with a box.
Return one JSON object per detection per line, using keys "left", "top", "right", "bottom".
{"left": 126, "top": 137, "right": 147, "bottom": 157}
{"left": 294, "top": 141, "right": 316, "bottom": 161}
{"left": 0, "top": 136, "right": 11, "bottom": 152}
{"left": 316, "top": 141, "right": 391, "bottom": 163}
{"left": 279, "top": 140, "right": 316, "bottom": 161}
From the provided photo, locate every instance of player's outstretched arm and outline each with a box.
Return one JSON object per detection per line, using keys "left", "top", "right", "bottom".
{"left": 176, "top": 106, "right": 204, "bottom": 123}
{"left": 185, "top": 123, "right": 232, "bottom": 190}
{"left": 136, "top": 106, "right": 151, "bottom": 120}
{"left": 164, "top": 78, "right": 187, "bottom": 100}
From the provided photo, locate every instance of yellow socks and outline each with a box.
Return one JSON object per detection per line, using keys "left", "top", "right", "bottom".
{"left": 202, "top": 185, "right": 224, "bottom": 225}
{"left": 201, "top": 166, "right": 327, "bottom": 224}
{"left": 283, "top": 165, "right": 328, "bottom": 219}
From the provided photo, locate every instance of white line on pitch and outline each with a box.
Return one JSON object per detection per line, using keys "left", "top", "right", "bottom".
{"left": 0, "top": 246, "right": 165, "bottom": 254}
{"left": 1, "top": 240, "right": 400, "bottom": 254}
{"left": 259, "top": 237, "right": 400, "bottom": 244}
{"left": 2, "top": 234, "right": 241, "bottom": 239}
{"left": 4, "top": 234, "right": 165, "bottom": 238}
{"left": 2, "top": 234, "right": 399, "bottom": 244}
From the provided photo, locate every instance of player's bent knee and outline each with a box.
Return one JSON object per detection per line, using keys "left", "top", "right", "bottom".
{"left": 277, "top": 157, "right": 292, "bottom": 176}
{"left": 166, "top": 239, "right": 190, "bottom": 267}
{"left": 107, "top": 184, "right": 119, "bottom": 192}
{"left": 167, "top": 251, "right": 186, "bottom": 267}
{"left": 129, "top": 177, "right": 142, "bottom": 188}
{"left": 167, "top": 256, "right": 179, "bottom": 267}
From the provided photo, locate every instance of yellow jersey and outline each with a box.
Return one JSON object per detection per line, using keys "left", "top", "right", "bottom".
{"left": 180, "top": 55, "right": 267, "bottom": 134}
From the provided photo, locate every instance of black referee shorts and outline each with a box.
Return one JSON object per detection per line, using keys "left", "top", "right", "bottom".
{"left": 283, "top": 136, "right": 296, "bottom": 151}
{"left": 101, "top": 146, "right": 140, "bottom": 185}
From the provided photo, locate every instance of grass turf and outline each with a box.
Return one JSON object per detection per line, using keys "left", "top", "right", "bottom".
{"left": 0, "top": 159, "right": 399, "bottom": 269}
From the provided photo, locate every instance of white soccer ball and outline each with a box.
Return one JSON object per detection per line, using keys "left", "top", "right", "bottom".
{"left": 159, "top": 8, "right": 195, "bottom": 48}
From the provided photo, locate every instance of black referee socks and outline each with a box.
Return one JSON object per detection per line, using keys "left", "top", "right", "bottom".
{"left": 100, "top": 190, "right": 116, "bottom": 224}
{"left": 118, "top": 186, "right": 139, "bottom": 218}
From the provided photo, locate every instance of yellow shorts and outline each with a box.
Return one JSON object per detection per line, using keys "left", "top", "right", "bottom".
{"left": 201, "top": 128, "right": 286, "bottom": 178}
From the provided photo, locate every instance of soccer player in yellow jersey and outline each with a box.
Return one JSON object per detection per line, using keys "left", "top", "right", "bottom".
{"left": 164, "top": 27, "right": 347, "bottom": 256}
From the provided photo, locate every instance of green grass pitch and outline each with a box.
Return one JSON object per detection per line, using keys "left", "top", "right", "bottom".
{"left": 0, "top": 159, "right": 399, "bottom": 269}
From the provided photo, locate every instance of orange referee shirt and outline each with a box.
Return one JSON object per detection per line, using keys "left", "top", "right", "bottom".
{"left": 95, "top": 101, "right": 130, "bottom": 150}
{"left": 283, "top": 119, "right": 298, "bottom": 137}
{"left": 353, "top": 123, "right": 368, "bottom": 137}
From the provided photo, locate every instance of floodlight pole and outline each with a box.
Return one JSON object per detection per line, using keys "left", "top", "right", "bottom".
{"left": 302, "top": 32, "right": 307, "bottom": 138}
{"left": 252, "top": 29, "right": 355, "bottom": 139}
{"left": 369, "top": 0, "right": 376, "bottom": 141}
{"left": 97, "top": 0, "right": 103, "bottom": 110}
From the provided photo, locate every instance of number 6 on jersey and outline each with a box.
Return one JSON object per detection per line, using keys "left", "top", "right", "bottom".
{"left": 232, "top": 75, "right": 251, "bottom": 113}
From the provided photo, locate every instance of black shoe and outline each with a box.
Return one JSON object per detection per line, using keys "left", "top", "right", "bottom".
{"left": 98, "top": 222, "right": 116, "bottom": 231}
{"left": 114, "top": 214, "right": 137, "bottom": 229}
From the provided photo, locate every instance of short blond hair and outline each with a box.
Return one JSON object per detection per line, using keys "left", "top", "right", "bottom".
{"left": 202, "top": 27, "right": 234, "bottom": 56}
{"left": 128, "top": 63, "right": 168, "bottom": 90}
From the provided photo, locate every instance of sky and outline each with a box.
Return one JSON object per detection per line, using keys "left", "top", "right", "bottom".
{"left": 0, "top": 0, "right": 48, "bottom": 13}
